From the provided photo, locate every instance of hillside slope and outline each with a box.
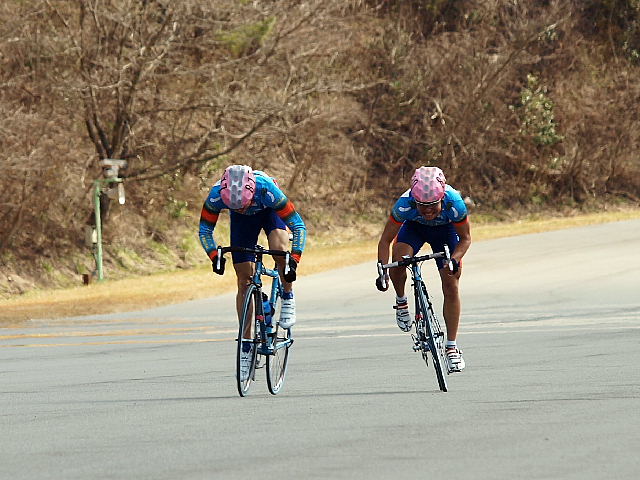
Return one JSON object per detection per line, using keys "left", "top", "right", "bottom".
{"left": 1, "top": 0, "right": 638, "bottom": 296}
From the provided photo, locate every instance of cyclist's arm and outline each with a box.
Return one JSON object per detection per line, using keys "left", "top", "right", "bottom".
{"left": 198, "top": 201, "right": 222, "bottom": 261}
{"left": 275, "top": 201, "right": 306, "bottom": 261}
{"left": 253, "top": 176, "right": 306, "bottom": 261}
{"left": 256, "top": 174, "right": 307, "bottom": 260}
{"left": 451, "top": 217, "right": 471, "bottom": 263}
{"left": 377, "top": 215, "right": 402, "bottom": 264}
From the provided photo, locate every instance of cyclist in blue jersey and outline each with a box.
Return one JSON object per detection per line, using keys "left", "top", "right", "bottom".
{"left": 199, "top": 165, "right": 306, "bottom": 378}
{"left": 375, "top": 166, "right": 471, "bottom": 372}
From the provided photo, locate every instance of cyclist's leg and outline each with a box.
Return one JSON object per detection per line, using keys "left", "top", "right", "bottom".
{"left": 264, "top": 210, "right": 291, "bottom": 291}
{"left": 233, "top": 262, "right": 254, "bottom": 328}
{"left": 390, "top": 222, "right": 425, "bottom": 331}
{"left": 439, "top": 264, "right": 465, "bottom": 371}
{"left": 424, "top": 223, "right": 462, "bottom": 341}
{"left": 230, "top": 211, "right": 262, "bottom": 323}
{"left": 438, "top": 267, "right": 461, "bottom": 340}
{"left": 389, "top": 242, "right": 412, "bottom": 296}
{"left": 426, "top": 224, "right": 465, "bottom": 371}
{"left": 264, "top": 210, "right": 296, "bottom": 328}
{"left": 390, "top": 221, "right": 423, "bottom": 296}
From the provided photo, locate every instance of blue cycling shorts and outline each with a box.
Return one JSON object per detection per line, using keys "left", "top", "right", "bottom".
{"left": 396, "top": 221, "right": 459, "bottom": 270}
{"left": 230, "top": 209, "right": 287, "bottom": 264}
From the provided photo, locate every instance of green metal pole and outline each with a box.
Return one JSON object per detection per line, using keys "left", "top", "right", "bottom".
{"left": 94, "top": 179, "right": 104, "bottom": 281}
{"left": 93, "top": 177, "right": 123, "bottom": 281}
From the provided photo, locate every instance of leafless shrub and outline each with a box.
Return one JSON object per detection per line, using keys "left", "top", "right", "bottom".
{"left": 350, "top": 0, "right": 639, "bottom": 208}
{"left": 0, "top": 0, "right": 638, "bottom": 291}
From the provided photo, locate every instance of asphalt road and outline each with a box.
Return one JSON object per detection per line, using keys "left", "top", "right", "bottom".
{"left": 2, "top": 220, "right": 639, "bottom": 479}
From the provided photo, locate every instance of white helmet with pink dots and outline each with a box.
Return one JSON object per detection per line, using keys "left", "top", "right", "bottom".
{"left": 220, "top": 165, "right": 256, "bottom": 210}
{"left": 411, "top": 166, "right": 446, "bottom": 205}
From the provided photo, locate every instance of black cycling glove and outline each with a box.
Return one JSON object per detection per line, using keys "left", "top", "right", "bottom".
{"left": 375, "top": 261, "right": 389, "bottom": 291}
{"left": 283, "top": 257, "right": 298, "bottom": 283}
{"left": 449, "top": 258, "right": 460, "bottom": 274}
{"left": 211, "top": 254, "right": 226, "bottom": 275}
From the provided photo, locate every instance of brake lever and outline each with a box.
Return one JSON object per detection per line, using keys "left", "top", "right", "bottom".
{"left": 284, "top": 251, "right": 291, "bottom": 276}
{"left": 377, "top": 261, "right": 388, "bottom": 290}
{"left": 216, "top": 246, "right": 223, "bottom": 270}
{"left": 443, "top": 244, "right": 453, "bottom": 272}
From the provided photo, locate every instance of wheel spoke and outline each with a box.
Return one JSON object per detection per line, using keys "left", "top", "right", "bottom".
{"left": 236, "top": 285, "right": 258, "bottom": 397}
{"left": 267, "top": 291, "right": 291, "bottom": 395}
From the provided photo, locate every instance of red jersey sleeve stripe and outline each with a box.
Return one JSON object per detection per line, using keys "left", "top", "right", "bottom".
{"left": 200, "top": 208, "right": 219, "bottom": 224}
{"left": 389, "top": 214, "right": 402, "bottom": 225}
{"left": 276, "top": 200, "right": 296, "bottom": 219}
{"left": 453, "top": 217, "right": 469, "bottom": 226}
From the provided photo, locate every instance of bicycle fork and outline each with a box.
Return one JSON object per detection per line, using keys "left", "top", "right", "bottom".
{"left": 411, "top": 314, "right": 430, "bottom": 355}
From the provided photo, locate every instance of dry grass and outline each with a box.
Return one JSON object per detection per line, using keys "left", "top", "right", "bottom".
{"left": 1, "top": 208, "right": 638, "bottom": 326}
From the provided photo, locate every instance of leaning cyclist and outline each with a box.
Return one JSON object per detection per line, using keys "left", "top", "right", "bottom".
{"left": 376, "top": 166, "right": 471, "bottom": 372}
{"left": 199, "top": 165, "right": 306, "bottom": 378}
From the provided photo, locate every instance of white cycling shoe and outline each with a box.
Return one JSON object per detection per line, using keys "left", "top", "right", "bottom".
{"left": 279, "top": 297, "right": 296, "bottom": 329}
{"left": 446, "top": 347, "right": 465, "bottom": 372}
{"left": 394, "top": 301, "right": 412, "bottom": 332}
{"left": 239, "top": 343, "right": 254, "bottom": 381}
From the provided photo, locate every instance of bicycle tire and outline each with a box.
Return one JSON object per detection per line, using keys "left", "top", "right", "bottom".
{"left": 425, "top": 309, "right": 448, "bottom": 392}
{"left": 417, "top": 285, "right": 448, "bottom": 392}
{"left": 266, "top": 290, "right": 291, "bottom": 394}
{"left": 237, "top": 284, "right": 259, "bottom": 397}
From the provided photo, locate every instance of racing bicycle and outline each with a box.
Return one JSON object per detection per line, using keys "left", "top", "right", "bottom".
{"left": 378, "top": 246, "right": 454, "bottom": 392}
{"left": 216, "top": 245, "right": 294, "bottom": 397}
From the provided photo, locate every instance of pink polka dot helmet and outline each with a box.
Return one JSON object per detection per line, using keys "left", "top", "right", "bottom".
{"left": 220, "top": 165, "right": 256, "bottom": 210}
{"left": 411, "top": 166, "right": 446, "bottom": 205}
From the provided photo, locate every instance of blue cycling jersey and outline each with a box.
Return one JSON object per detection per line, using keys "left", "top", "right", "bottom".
{"left": 390, "top": 185, "right": 468, "bottom": 226}
{"left": 199, "top": 171, "right": 307, "bottom": 259}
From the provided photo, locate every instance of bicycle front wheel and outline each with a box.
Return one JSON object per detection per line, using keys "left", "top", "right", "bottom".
{"left": 417, "top": 287, "right": 448, "bottom": 392}
{"left": 266, "top": 296, "right": 291, "bottom": 395}
{"left": 237, "top": 284, "right": 259, "bottom": 397}
{"left": 425, "top": 308, "right": 448, "bottom": 392}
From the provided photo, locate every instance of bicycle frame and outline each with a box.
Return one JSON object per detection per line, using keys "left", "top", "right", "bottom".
{"left": 251, "top": 252, "right": 292, "bottom": 355}
{"left": 218, "top": 245, "right": 294, "bottom": 354}
{"left": 219, "top": 244, "right": 296, "bottom": 396}
{"left": 379, "top": 246, "right": 452, "bottom": 391}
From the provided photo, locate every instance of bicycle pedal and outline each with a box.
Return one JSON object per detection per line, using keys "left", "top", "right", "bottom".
{"left": 258, "top": 346, "right": 274, "bottom": 356}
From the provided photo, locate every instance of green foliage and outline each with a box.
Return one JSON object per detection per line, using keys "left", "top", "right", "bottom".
{"left": 217, "top": 17, "right": 276, "bottom": 57}
{"left": 620, "top": 0, "right": 640, "bottom": 63}
{"left": 113, "top": 247, "right": 143, "bottom": 270}
{"left": 538, "top": 23, "right": 559, "bottom": 44}
{"left": 179, "top": 233, "right": 199, "bottom": 254}
{"left": 1, "top": 251, "right": 16, "bottom": 263}
{"left": 74, "top": 259, "right": 88, "bottom": 275}
{"left": 199, "top": 155, "right": 226, "bottom": 189}
{"left": 168, "top": 198, "right": 189, "bottom": 219}
{"left": 41, "top": 260, "right": 54, "bottom": 274}
{"left": 622, "top": 18, "right": 640, "bottom": 64}
{"left": 513, "top": 74, "right": 563, "bottom": 146}
{"left": 149, "top": 241, "right": 172, "bottom": 257}
{"left": 148, "top": 240, "right": 177, "bottom": 268}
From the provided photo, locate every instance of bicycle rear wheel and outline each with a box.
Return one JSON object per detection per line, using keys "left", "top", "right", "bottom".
{"left": 237, "top": 284, "right": 259, "bottom": 397}
{"left": 417, "top": 286, "right": 448, "bottom": 392}
{"left": 266, "top": 294, "right": 291, "bottom": 395}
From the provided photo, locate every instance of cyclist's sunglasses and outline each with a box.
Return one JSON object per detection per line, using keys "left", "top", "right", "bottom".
{"left": 414, "top": 199, "right": 441, "bottom": 207}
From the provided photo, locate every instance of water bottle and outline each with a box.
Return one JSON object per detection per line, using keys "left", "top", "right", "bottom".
{"left": 262, "top": 293, "right": 273, "bottom": 331}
